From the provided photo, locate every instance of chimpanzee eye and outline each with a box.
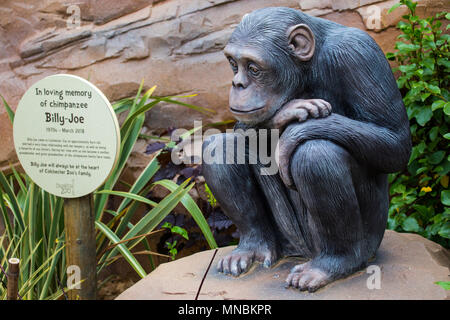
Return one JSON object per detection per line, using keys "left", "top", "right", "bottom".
{"left": 248, "top": 63, "right": 260, "bottom": 76}
{"left": 228, "top": 58, "right": 238, "bottom": 73}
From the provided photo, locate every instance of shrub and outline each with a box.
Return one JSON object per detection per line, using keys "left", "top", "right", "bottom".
{"left": 386, "top": 0, "right": 449, "bottom": 247}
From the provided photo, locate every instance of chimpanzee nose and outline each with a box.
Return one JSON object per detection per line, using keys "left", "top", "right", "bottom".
{"left": 232, "top": 80, "right": 246, "bottom": 89}
{"left": 232, "top": 73, "right": 248, "bottom": 89}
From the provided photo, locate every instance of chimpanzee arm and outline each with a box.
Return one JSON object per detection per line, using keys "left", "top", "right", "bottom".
{"left": 277, "top": 29, "right": 411, "bottom": 188}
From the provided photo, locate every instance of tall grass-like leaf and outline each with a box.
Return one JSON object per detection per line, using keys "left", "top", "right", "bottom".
{"left": 112, "top": 98, "right": 133, "bottom": 114}
{"left": 112, "top": 184, "right": 153, "bottom": 238}
{"left": 47, "top": 196, "right": 64, "bottom": 251}
{"left": 0, "top": 94, "right": 14, "bottom": 123}
{"left": 96, "top": 190, "right": 158, "bottom": 207}
{"left": 157, "top": 97, "right": 216, "bottom": 115}
{"left": 0, "top": 170, "right": 65, "bottom": 300}
{"left": 39, "top": 241, "right": 64, "bottom": 299}
{"left": 98, "top": 180, "right": 192, "bottom": 271}
{"left": 93, "top": 81, "right": 144, "bottom": 218}
{"left": 94, "top": 86, "right": 146, "bottom": 219}
{"left": 19, "top": 245, "right": 65, "bottom": 298}
{"left": 129, "top": 79, "right": 145, "bottom": 116}
{"left": 95, "top": 114, "right": 145, "bottom": 220}
{"left": 95, "top": 221, "right": 147, "bottom": 278}
{"left": 118, "top": 154, "right": 160, "bottom": 212}
{"left": 154, "top": 180, "right": 217, "bottom": 249}
{"left": 0, "top": 171, "right": 25, "bottom": 231}
{"left": 120, "top": 101, "right": 159, "bottom": 138}
{"left": 120, "top": 86, "right": 157, "bottom": 137}
{"left": 106, "top": 154, "right": 161, "bottom": 239}
{"left": 121, "top": 180, "right": 192, "bottom": 244}
{"left": 0, "top": 187, "right": 13, "bottom": 242}
{"left": 24, "top": 182, "right": 38, "bottom": 296}
{"left": 10, "top": 166, "right": 26, "bottom": 194}
{"left": 41, "top": 190, "right": 52, "bottom": 241}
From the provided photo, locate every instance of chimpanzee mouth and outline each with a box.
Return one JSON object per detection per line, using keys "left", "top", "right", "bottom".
{"left": 230, "top": 106, "right": 265, "bottom": 114}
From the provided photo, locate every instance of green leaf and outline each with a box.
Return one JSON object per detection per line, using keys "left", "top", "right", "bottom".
{"left": 438, "top": 222, "right": 450, "bottom": 239}
{"left": 437, "top": 58, "right": 450, "bottom": 69}
{"left": 402, "top": 216, "right": 421, "bottom": 232}
{"left": 420, "top": 92, "right": 430, "bottom": 101}
{"left": 388, "top": 2, "right": 401, "bottom": 14}
{"left": 429, "top": 126, "right": 439, "bottom": 141}
{"left": 427, "top": 84, "right": 441, "bottom": 95}
{"left": 442, "top": 190, "right": 450, "bottom": 206}
{"left": 405, "top": 1, "right": 417, "bottom": 14}
{"left": 431, "top": 100, "right": 446, "bottom": 111}
{"left": 444, "top": 102, "right": 450, "bottom": 116}
{"left": 399, "top": 63, "right": 418, "bottom": 73}
{"left": 415, "top": 107, "right": 433, "bottom": 126}
{"left": 393, "top": 184, "right": 406, "bottom": 194}
{"left": 419, "top": 19, "right": 430, "bottom": 29}
{"left": 171, "top": 226, "right": 189, "bottom": 240}
{"left": 428, "top": 151, "right": 445, "bottom": 164}
{"left": 416, "top": 167, "right": 428, "bottom": 175}
{"left": 397, "top": 43, "right": 420, "bottom": 53}
{"left": 386, "top": 52, "right": 396, "bottom": 61}
{"left": 435, "top": 281, "right": 450, "bottom": 290}
{"left": 444, "top": 133, "right": 450, "bottom": 140}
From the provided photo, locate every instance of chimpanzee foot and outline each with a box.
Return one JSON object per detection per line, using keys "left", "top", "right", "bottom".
{"left": 285, "top": 261, "right": 332, "bottom": 292}
{"left": 217, "top": 245, "right": 278, "bottom": 277}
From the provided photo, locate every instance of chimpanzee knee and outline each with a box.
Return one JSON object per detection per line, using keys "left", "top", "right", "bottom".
{"left": 290, "top": 139, "right": 366, "bottom": 257}
{"left": 292, "top": 139, "right": 354, "bottom": 184}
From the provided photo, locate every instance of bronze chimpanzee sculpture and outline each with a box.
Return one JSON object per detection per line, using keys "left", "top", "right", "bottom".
{"left": 202, "top": 7, "right": 411, "bottom": 292}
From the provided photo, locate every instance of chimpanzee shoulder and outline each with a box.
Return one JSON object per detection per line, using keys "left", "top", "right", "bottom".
{"left": 315, "top": 26, "right": 403, "bottom": 125}
{"left": 319, "top": 26, "right": 388, "bottom": 76}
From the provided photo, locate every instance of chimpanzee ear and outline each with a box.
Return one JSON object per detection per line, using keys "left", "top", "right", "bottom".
{"left": 287, "top": 24, "right": 315, "bottom": 61}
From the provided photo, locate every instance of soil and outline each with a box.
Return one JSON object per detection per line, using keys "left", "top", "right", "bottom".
{"left": 97, "top": 275, "right": 136, "bottom": 300}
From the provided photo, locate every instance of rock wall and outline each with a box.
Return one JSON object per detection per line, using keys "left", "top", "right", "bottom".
{"left": 0, "top": 0, "right": 449, "bottom": 170}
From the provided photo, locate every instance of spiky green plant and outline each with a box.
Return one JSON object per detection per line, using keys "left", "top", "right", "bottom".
{"left": 0, "top": 81, "right": 217, "bottom": 299}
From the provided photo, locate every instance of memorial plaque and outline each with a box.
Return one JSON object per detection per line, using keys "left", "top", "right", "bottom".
{"left": 13, "top": 74, "right": 120, "bottom": 198}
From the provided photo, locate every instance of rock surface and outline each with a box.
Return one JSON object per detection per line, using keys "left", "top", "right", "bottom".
{"left": 1, "top": 0, "right": 449, "bottom": 171}
{"left": 116, "top": 230, "right": 450, "bottom": 300}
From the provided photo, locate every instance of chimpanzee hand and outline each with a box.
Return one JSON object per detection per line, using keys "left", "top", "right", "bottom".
{"left": 269, "top": 99, "right": 332, "bottom": 130}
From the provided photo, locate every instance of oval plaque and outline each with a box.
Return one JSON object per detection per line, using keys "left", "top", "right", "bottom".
{"left": 13, "top": 74, "right": 120, "bottom": 198}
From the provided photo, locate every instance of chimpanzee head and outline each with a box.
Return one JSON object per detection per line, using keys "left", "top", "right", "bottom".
{"left": 224, "top": 7, "right": 316, "bottom": 124}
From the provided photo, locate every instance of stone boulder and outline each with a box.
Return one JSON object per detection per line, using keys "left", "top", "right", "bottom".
{"left": 116, "top": 230, "right": 449, "bottom": 300}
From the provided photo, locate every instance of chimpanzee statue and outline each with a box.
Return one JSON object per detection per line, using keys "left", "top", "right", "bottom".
{"left": 202, "top": 7, "right": 411, "bottom": 292}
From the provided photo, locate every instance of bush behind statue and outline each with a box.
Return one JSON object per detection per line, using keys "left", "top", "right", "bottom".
{"left": 386, "top": 0, "right": 449, "bottom": 248}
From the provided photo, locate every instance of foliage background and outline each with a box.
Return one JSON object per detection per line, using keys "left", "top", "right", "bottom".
{"left": 386, "top": 0, "right": 449, "bottom": 248}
